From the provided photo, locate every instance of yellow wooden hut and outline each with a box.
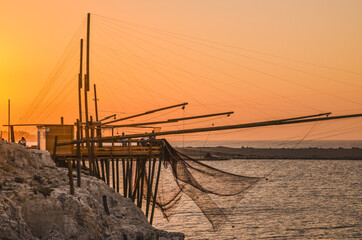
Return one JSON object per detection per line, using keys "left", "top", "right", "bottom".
{"left": 37, "top": 124, "right": 74, "bottom": 155}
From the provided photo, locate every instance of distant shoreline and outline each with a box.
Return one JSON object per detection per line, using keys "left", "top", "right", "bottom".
{"left": 175, "top": 146, "right": 362, "bottom": 160}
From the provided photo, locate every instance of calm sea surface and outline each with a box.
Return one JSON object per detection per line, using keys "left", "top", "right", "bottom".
{"left": 168, "top": 140, "right": 362, "bottom": 149}
{"left": 153, "top": 159, "right": 362, "bottom": 239}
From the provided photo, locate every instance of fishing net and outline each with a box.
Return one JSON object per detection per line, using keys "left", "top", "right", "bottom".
{"left": 149, "top": 140, "right": 262, "bottom": 231}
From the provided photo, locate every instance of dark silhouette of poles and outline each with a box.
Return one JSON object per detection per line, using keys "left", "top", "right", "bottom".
{"left": 76, "top": 119, "right": 81, "bottom": 187}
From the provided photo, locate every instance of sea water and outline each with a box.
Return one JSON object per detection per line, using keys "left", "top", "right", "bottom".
{"left": 168, "top": 140, "right": 362, "bottom": 149}
{"left": 27, "top": 139, "right": 361, "bottom": 238}
{"left": 153, "top": 159, "right": 361, "bottom": 239}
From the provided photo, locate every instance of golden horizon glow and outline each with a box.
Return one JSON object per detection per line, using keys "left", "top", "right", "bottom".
{"left": 1, "top": 1, "right": 362, "bottom": 141}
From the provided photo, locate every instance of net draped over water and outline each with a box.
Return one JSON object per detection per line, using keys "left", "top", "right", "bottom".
{"left": 148, "top": 140, "right": 262, "bottom": 231}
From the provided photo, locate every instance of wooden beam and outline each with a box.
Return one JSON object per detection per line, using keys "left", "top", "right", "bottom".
{"left": 56, "top": 112, "right": 362, "bottom": 146}
{"left": 8, "top": 99, "right": 10, "bottom": 141}
{"left": 101, "top": 102, "right": 188, "bottom": 125}
{"left": 84, "top": 13, "right": 92, "bottom": 175}
{"left": 94, "top": 84, "right": 99, "bottom": 122}
{"left": 102, "top": 111, "right": 234, "bottom": 129}
{"left": 78, "top": 39, "right": 83, "bottom": 124}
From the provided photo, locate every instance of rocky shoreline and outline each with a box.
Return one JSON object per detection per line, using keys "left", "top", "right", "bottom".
{"left": 0, "top": 141, "right": 184, "bottom": 240}
{"left": 176, "top": 146, "right": 362, "bottom": 160}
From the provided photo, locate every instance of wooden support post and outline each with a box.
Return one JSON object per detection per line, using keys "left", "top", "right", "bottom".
{"left": 124, "top": 159, "right": 129, "bottom": 198}
{"left": 78, "top": 39, "right": 85, "bottom": 168}
{"left": 93, "top": 84, "right": 102, "bottom": 147}
{"left": 146, "top": 157, "right": 156, "bottom": 217}
{"left": 67, "top": 159, "right": 75, "bottom": 195}
{"left": 61, "top": 117, "right": 64, "bottom": 125}
{"left": 131, "top": 159, "right": 140, "bottom": 201}
{"left": 86, "top": 13, "right": 90, "bottom": 88}
{"left": 84, "top": 13, "right": 92, "bottom": 175}
{"left": 10, "top": 125, "right": 15, "bottom": 143}
{"left": 52, "top": 136, "right": 58, "bottom": 161}
{"left": 145, "top": 157, "right": 151, "bottom": 217}
{"left": 96, "top": 160, "right": 101, "bottom": 179}
{"left": 91, "top": 116, "right": 100, "bottom": 178}
{"left": 76, "top": 120, "right": 81, "bottom": 187}
{"left": 122, "top": 158, "right": 126, "bottom": 197}
{"left": 93, "top": 84, "right": 99, "bottom": 122}
{"left": 93, "top": 152, "right": 100, "bottom": 179}
{"left": 8, "top": 99, "right": 10, "bottom": 142}
{"left": 116, "top": 158, "right": 119, "bottom": 193}
{"left": 111, "top": 140, "right": 115, "bottom": 189}
{"left": 128, "top": 158, "right": 133, "bottom": 201}
{"left": 132, "top": 158, "right": 146, "bottom": 205}
{"left": 100, "top": 159, "right": 105, "bottom": 182}
{"left": 78, "top": 39, "right": 83, "bottom": 126}
{"left": 90, "top": 116, "right": 96, "bottom": 176}
{"left": 150, "top": 143, "right": 164, "bottom": 224}
{"left": 81, "top": 136, "right": 86, "bottom": 168}
{"left": 138, "top": 158, "right": 146, "bottom": 208}
{"left": 102, "top": 195, "right": 110, "bottom": 215}
{"left": 136, "top": 159, "right": 140, "bottom": 204}
{"left": 106, "top": 159, "right": 110, "bottom": 185}
{"left": 112, "top": 158, "right": 115, "bottom": 189}
{"left": 84, "top": 89, "right": 92, "bottom": 175}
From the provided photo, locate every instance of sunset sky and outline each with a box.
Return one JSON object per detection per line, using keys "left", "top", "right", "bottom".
{"left": 1, "top": 0, "right": 362, "bottom": 141}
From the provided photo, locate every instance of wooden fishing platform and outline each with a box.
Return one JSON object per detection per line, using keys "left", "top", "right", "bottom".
{"left": 5, "top": 13, "right": 362, "bottom": 228}
{"left": 54, "top": 144, "right": 162, "bottom": 159}
{"left": 52, "top": 137, "right": 166, "bottom": 225}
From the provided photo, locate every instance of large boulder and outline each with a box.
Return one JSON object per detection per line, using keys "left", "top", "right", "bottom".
{"left": 0, "top": 141, "right": 184, "bottom": 240}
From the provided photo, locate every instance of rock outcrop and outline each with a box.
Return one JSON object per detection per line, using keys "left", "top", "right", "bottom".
{"left": 0, "top": 141, "right": 184, "bottom": 240}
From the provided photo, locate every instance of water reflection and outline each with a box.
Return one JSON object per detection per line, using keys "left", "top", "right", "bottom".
{"left": 153, "top": 159, "right": 362, "bottom": 239}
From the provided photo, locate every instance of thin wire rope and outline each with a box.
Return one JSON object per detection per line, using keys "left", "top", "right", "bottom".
{"left": 102, "top": 23, "right": 323, "bottom": 111}
{"left": 94, "top": 19, "right": 321, "bottom": 113}
{"left": 93, "top": 21, "right": 210, "bottom": 110}
{"left": 94, "top": 14, "right": 362, "bottom": 76}
{"left": 97, "top": 19, "right": 362, "bottom": 107}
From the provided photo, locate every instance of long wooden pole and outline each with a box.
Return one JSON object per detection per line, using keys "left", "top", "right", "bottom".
{"left": 67, "top": 159, "right": 75, "bottom": 195}
{"left": 116, "top": 158, "right": 119, "bottom": 193}
{"left": 94, "top": 84, "right": 99, "bottom": 122}
{"left": 8, "top": 99, "right": 10, "bottom": 141}
{"left": 94, "top": 84, "right": 102, "bottom": 145}
{"left": 86, "top": 13, "right": 90, "bottom": 86}
{"left": 57, "top": 113, "right": 362, "bottom": 146}
{"left": 84, "top": 13, "right": 93, "bottom": 175}
{"left": 76, "top": 120, "right": 81, "bottom": 187}
{"left": 150, "top": 155, "right": 163, "bottom": 225}
{"left": 78, "top": 39, "right": 83, "bottom": 124}
{"left": 99, "top": 113, "right": 362, "bottom": 141}
{"left": 101, "top": 102, "right": 188, "bottom": 125}
{"left": 102, "top": 111, "right": 235, "bottom": 129}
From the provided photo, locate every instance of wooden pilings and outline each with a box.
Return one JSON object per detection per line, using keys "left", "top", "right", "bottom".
{"left": 52, "top": 136, "right": 58, "bottom": 160}
{"left": 52, "top": 139, "right": 164, "bottom": 225}
{"left": 91, "top": 144, "right": 163, "bottom": 224}
{"left": 76, "top": 120, "right": 81, "bottom": 187}
{"left": 67, "top": 159, "right": 75, "bottom": 195}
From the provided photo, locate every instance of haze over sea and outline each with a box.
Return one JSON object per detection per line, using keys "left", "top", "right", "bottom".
{"left": 169, "top": 140, "right": 362, "bottom": 149}
{"left": 153, "top": 158, "right": 361, "bottom": 239}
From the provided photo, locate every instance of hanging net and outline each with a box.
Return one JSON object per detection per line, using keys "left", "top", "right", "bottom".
{"left": 148, "top": 140, "right": 262, "bottom": 231}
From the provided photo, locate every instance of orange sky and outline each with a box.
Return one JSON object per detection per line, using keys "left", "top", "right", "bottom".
{"left": 1, "top": 0, "right": 362, "bottom": 141}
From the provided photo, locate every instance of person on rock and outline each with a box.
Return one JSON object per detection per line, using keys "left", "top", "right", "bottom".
{"left": 20, "top": 137, "right": 26, "bottom": 147}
